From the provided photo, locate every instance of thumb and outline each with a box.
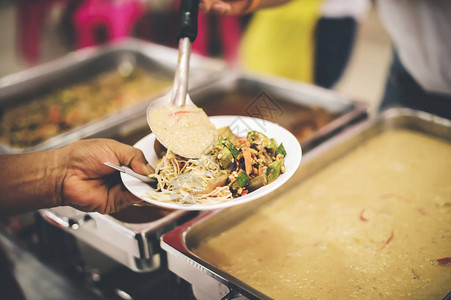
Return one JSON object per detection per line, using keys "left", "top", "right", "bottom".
{"left": 108, "top": 140, "right": 154, "bottom": 176}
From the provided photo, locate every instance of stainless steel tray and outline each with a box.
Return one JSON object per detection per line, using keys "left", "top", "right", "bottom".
{"left": 0, "top": 38, "right": 224, "bottom": 153}
{"left": 189, "top": 72, "right": 368, "bottom": 152}
{"left": 161, "top": 108, "right": 451, "bottom": 299}
{"left": 113, "top": 72, "right": 368, "bottom": 152}
{"left": 40, "top": 205, "right": 192, "bottom": 273}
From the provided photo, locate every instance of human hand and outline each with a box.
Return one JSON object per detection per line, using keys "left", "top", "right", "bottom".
{"left": 199, "top": 0, "right": 290, "bottom": 16}
{"left": 56, "top": 139, "right": 153, "bottom": 214}
{"left": 200, "top": 0, "right": 260, "bottom": 16}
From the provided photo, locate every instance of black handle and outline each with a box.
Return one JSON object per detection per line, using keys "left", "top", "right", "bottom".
{"left": 178, "top": 0, "right": 199, "bottom": 42}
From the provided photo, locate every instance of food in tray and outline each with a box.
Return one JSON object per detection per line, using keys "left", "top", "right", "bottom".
{"left": 199, "top": 92, "right": 336, "bottom": 141}
{"left": 146, "top": 126, "right": 287, "bottom": 205}
{"left": 194, "top": 129, "right": 451, "bottom": 299}
{"left": 148, "top": 104, "right": 217, "bottom": 158}
{"left": 0, "top": 68, "right": 171, "bottom": 148}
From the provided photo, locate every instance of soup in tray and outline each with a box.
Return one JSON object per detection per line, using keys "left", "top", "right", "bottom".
{"left": 194, "top": 129, "right": 451, "bottom": 299}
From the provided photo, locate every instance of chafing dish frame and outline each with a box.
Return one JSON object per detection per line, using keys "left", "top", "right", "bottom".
{"left": 161, "top": 108, "right": 451, "bottom": 299}
{"left": 40, "top": 206, "right": 191, "bottom": 273}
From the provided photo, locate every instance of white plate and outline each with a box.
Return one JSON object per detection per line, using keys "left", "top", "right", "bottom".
{"left": 121, "top": 116, "right": 302, "bottom": 210}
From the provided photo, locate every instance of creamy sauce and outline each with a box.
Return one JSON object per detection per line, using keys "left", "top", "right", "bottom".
{"left": 194, "top": 129, "right": 451, "bottom": 299}
{"left": 148, "top": 105, "right": 217, "bottom": 158}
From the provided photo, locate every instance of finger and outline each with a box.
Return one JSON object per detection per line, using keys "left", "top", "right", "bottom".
{"left": 108, "top": 140, "right": 153, "bottom": 176}
{"left": 110, "top": 184, "right": 142, "bottom": 213}
{"left": 211, "top": 0, "right": 256, "bottom": 16}
{"left": 199, "top": 0, "right": 214, "bottom": 13}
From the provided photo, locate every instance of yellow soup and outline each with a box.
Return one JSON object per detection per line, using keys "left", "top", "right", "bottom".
{"left": 194, "top": 129, "right": 451, "bottom": 299}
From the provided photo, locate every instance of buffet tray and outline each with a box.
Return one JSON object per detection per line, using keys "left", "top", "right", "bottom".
{"left": 0, "top": 38, "right": 224, "bottom": 153}
{"left": 160, "top": 108, "right": 451, "bottom": 299}
{"left": 190, "top": 72, "right": 368, "bottom": 152}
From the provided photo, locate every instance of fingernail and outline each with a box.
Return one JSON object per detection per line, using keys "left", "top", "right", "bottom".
{"left": 143, "top": 163, "right": 154, "bottom": 175}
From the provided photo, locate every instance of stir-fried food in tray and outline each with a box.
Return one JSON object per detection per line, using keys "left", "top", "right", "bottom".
{"left": 0, "top": 68, "right": 171, "bottom": 148}
{"left": 146, "top": 127, "right": 287, "bottom": 205}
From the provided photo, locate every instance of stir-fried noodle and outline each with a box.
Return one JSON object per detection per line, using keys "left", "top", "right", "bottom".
{"left": 146, "top": 151, "right": 233, "bottom": 205}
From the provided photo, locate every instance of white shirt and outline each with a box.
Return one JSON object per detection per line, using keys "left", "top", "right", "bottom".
{"left": 321, "top": 0, "right": 371, "bottom": 22}
{"left": 378, "top": 0, "right": 451, "bottom": 95}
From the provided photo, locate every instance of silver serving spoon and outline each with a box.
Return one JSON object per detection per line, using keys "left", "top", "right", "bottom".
{"left": 147, "top": 35, "right": 195, "bottom": 117}
{"left": 103, "top": 162, "right": 157, "bottom": 186}
{"left": 146, "top": 0, "right": 216, "bottom": 159}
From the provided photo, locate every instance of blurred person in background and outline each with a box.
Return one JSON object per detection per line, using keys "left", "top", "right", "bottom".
{"left": 203, "top": 0, "right": 369, "bottom": 87}
{"left": 201, "top": 0, "right": 451, "bottom": 120}
{"left": 314, "top": 0, "right": 370, "bottom": 88}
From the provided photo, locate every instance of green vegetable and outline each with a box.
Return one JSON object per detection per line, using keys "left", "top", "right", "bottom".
{"left": 218, "top": 137, "right": 240, "bottom": 158}
{"left": 236, "top": 171, "right": 250, "bottom": 187}
{"left": 248, "top": 174, "right": 267, "bottom": 191}
{"left": 267, "top": 159, "right": 284, "bottom": 183}
{"left": 218, "top": 147, "right": 233, "bottom": 168}
{"left": 275, "top": 143, "right": 286, "bottom": 157}
{"left": 247, "top": 131, "right": 268, "bottom": 143}
{"left": 266, "top": 138, "right": 278, "bottom": 154}
{"left": 217, "top": 126, "right": 237, "bottom": 142}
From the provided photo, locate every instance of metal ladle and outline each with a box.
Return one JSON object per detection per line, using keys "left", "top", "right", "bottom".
{"left": 147, "top": 0, "right": 212, "bottom": 158}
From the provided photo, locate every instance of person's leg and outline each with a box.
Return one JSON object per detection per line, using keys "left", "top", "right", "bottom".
{"left": 314, "top": 17, "right": 357, "bottom": 88}
{"left": 380, "top": 51, "right": 451, "bottom": 119}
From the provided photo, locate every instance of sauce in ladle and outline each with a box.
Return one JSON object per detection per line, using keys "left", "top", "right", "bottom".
{"left": 148, "top": 105, "right": 217, "bottom": 158}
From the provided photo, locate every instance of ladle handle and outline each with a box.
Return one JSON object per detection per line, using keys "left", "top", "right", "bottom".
{"left": 172, "top": 0, "right": 199, "bottom": 107}
{"left": 178, "top": 0, "right": 199, "bottom": 42}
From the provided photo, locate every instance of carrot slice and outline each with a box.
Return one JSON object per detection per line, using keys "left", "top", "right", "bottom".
{"left": 379, "top": 230, "right": 394, "bottom": 251}
{"left": 169, "top": 110, "right": 199, "bottom": 116}
{"left": 243, "top": 148, "right": 252, "bottom": 175}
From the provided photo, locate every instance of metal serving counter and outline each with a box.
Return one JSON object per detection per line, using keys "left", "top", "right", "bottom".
{"left": 161, "top": 108, "right": 451, "bottom": 299}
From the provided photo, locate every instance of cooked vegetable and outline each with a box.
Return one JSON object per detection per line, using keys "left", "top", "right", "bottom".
{"left": 266, "top": 138, "right": 278, "bottom": 155}
{"left": 247, "top": 131, "right": 269, "bottom": 146}
{"left": 236, "top": 171, "right": 250, "bottom": 188}
{"left": 217, "top": 126, "right": 237, "bottom": 142}
{"left": 275, "top": 143, "right": 287, "bottom": 157}
{"left": 218, "top": 147, "right": 233, "bottom": 168}
{"left": 214, "top": 130, "right": 287, "bottom": 196}
{"left": 242, "top": 148, "right": 253, "bottom": 175}
{"left": 204, "top": 174, "right": 228, "bottom": 194}
{"left": 248, "top": 174, "right": 267, "bottom": 191}
{"left": 267, "top": 159, "right": 284, "bottom": 183}
{"left": 218, "top": 137, "right": 240, "bottom": 158}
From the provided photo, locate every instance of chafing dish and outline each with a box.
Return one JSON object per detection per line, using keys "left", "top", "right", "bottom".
{"left": 190, "top": 72, "right": 368, "bottom": 151}
{"left": 161, "top": 108, "right": 451, "bottom": 299}
{"left": 0, "top": 38, "right": 224, "bottom": 154}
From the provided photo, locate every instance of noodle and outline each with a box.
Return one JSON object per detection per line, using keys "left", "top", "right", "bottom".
{"left": 146, "top": 151, "right": 234, "bottom": 205}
